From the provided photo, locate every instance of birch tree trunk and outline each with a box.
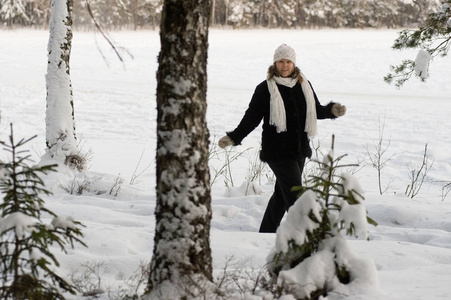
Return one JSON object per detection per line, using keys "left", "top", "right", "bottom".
{"left": 147, "top": 0, "right": 213, "bottom": 298}
{"left": 45, "top": 0, "right": 84, "bottom": 170}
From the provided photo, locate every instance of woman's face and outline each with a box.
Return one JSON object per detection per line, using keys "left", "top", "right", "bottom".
{"left": 275, "top": 59, "right": 295, "bottom": 78}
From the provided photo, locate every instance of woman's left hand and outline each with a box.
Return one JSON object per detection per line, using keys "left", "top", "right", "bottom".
{"left": 332, "top": 103, "right": 347, "bottom": 117}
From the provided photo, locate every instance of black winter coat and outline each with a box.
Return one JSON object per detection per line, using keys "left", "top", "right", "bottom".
{"left": 227, "top": 80, "right": 336, "bottom": 162}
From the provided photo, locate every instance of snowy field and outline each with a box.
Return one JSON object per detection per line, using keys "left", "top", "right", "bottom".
{"left": 1, "top": 29, "right": 451, "bottom": 299}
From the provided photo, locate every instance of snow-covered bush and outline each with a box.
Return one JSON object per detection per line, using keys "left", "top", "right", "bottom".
{"left": 266, "top": 137, "right": 378, "bottom": 299}
{"left": 0, "top": 125, "right": 86, "bottom": 299}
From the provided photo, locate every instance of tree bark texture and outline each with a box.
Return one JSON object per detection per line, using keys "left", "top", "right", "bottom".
{"left": 148, "top": 0, "right": 212, "bottom": 295}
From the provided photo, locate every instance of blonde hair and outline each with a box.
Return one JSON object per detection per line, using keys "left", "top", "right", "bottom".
{"left": 267, "top": 63, "right": 304, "bottom": 83}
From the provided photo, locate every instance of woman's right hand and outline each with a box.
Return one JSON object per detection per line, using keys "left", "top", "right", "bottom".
{"left": 218, "top": 136, "right": 234, "bottom": 149}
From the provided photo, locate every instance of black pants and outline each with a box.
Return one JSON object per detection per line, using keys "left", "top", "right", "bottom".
{"left": 259, "top": 157, "right": 306, "bottom": 233}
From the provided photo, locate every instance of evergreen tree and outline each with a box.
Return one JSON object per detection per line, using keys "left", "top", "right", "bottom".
{"left": 145, "top": 0, "right": 213, "bottom": 298}
{"left": 0, "top": 0, "right": 29, "bottom": 28}
{"left": 266, "top": 136, "right": 378, "bottom": 299}
{"left": 0, "top": 125, "right": 86, "bottom": 299}
{"left": 1, "top": 0, "right": 443, "bottom": 29}
{"left": 385, "top": 0, "right": 451, "bottom": 87}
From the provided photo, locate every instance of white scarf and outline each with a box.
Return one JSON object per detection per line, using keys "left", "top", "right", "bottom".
{"left": 267, "top": 72, "right": 317, "bottom": 137}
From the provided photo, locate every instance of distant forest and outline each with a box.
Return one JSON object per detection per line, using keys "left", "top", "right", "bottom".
{"left": 1, "top": 0, "right": 442, "bottom": 30}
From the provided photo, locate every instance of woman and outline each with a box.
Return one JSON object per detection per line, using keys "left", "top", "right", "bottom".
{"left": 218, "top": 44, "right": 346, "bottom": 233}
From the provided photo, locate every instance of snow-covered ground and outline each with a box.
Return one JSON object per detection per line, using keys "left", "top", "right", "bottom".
{"left": 1, "top": 29, "right": 451, "bottom": 299}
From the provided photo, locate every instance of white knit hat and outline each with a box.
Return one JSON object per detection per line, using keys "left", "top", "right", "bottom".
{"left": 273, "top": 44, "right": 296, "bottom": 64}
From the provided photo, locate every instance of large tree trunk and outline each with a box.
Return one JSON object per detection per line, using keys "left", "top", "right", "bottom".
{"left": 45, "top": 0, "right": 83, "bottom": 170}
{"left": 147, "top": 0, "right": 212, "bottom": 298}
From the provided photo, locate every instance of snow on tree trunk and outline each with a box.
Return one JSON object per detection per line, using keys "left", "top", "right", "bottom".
{"left": 45, "top": 0, "right": 82, "bottom": 170}
{"left": 147, "top": 0, "right": 213, "bottom": 298}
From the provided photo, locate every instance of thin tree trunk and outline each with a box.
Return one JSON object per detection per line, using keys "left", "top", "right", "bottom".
{"left": 211, "top": 0, "right": 216, "bottom": 26}
{"left": 45, "top": 0, "right": 83, "bottom": 170}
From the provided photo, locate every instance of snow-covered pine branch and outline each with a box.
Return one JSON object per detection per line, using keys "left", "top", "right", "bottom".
{"left": 266, "top": 136, "right": 379, "bottom": 299}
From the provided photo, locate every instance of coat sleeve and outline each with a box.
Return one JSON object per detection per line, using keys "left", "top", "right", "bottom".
{"left": 310, "top": 81, "right": 337, "bottom": 120}
{"left": 226, "top": 82, "right": 268, "bottom": 145}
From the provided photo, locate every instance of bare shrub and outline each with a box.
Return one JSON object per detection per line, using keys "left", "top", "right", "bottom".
{"left": 209, "top": 134, "right": 251, "bottom": 189}
{"left": 59, "top": 177, "right": 91, "bottom": 195}
{"left": 442, "top": 182, "right": 451, "bottom": 201}
{"left": 109, "top": 175, "right": 124, "bottom": 197}
{"left": 366, "top": 115, "right": 394, "bottom": 194}
{"left": 70, "top": 261, "right": 110, "bottom": 298}
{"left": 405, "top": 143, "right": 434, "bottom": 198}
{"left": 107, "top": 260, "right": 150, "bottom": 300}
{"left": 129, "top": 149, "right": 152, "bottom": 185}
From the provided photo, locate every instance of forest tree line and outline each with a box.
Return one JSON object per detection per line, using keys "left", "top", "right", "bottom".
{"left": 0, "top": 0, "right": 443, "bottom": 30}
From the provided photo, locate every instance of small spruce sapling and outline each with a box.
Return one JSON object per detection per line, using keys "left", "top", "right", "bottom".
{"left": 0, "top": 124, "right": 86, "bottom": 300}
{"left": 266, "top": 136, "right": 378, "bottom": 299}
